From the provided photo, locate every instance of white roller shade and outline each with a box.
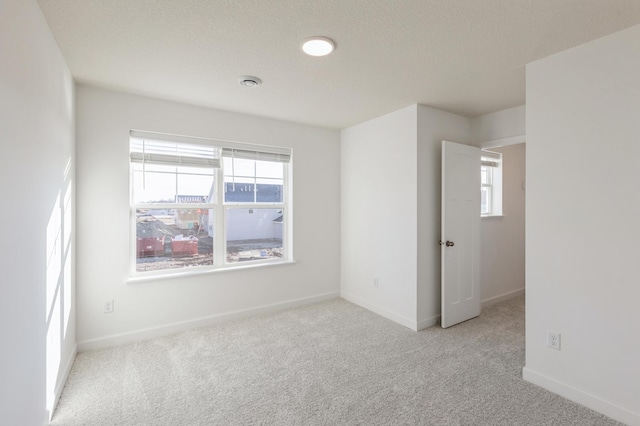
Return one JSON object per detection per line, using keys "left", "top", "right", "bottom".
{"left": 222, "top": 147, "right": 291, "bottom": 163}
{"left": 481, "top": 150, "right": 501, "bottom": 167}
{"left": 130, "top": 138, "right": 221, "bottom": 169}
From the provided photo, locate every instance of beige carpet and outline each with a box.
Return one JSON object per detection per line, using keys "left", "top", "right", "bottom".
{"left": 51, "top": 296, "right": 620, "bottom": 425}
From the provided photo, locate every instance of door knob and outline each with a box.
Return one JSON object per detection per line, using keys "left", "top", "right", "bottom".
{"left": 446, "top": 241, "right": 455, "bottom": 247}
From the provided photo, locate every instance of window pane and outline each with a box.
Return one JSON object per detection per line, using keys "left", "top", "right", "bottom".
{"left": 481, "top": 187, "right": 491, "bottom": 214}
{"left": 256, "top": 183, "right": 283, "bottom": 203}
{"left": 226, "top": 208, "right": 283, "bottom": 263}
{"left": 177, "top": 173, "right": 214, "bottom": 202}
{"left": 132, "top": 163, "right": 214, "bottom": 204}
{"left": 481, "top": 166, "right": 492, "bottom": 185}
{"left": 222, "top": 157, "right": 232, "bottom": 172}
{"left": 224, "top": 182, "right": 255, "bottom": 203}
{"left": 255, "top": 160, "right": 283, "bottom": 179}
{"left": 226, "top": 158, "right": 254, "bottom": 177}
{"left": 133, "top": 169, "right": 177, "bottom": 203}
{"left": 136, "top": 208, "right": 214, "bottom": 272}
{"left": 223, "top": 158, "right": 284, "bottom": 203}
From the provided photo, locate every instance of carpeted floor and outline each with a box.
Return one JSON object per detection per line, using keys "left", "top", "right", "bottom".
{"left": 51, "top": 296, "right": 620, "bottom": 425}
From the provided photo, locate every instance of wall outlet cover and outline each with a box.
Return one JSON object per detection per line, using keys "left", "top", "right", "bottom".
{"left": 547, "top": 331, "right": 561, "bottom": 350}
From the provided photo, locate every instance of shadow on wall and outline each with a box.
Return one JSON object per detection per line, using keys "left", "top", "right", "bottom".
{"left": 45, "top": 157, "right": 73, "bottom": 419}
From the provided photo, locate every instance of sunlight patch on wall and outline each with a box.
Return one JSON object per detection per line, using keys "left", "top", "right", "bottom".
{"left": 46, "top": 157, "right": 74, "bottom": 418}
{"left": 46, "top": 290, "right": 61, "bottom": 417}
{"left": 63, "top": 177, "right": 73, "bottom": 337}
{"left": 46, "top": 191, "right": 61, "bottom": 317}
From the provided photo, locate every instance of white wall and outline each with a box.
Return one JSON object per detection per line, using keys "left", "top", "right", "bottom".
{"left": 340, "top": 105, "right": 419, "bottom": 329}
{"left": 479, "top": 144, "right": 526, "bottom": 305}
{"left": 524, "top": 25, "right": 640, "bottom": 424}
{"left": 471, "top": 105, "right": 526, "bottom": 146}
{"left": 76, "top": 85, "right": 340, "bottom": 348}
{"left": 0, "top": 0, "right": 76, "bottom": 424}
{"left": 416, "top": 105, "right": 471, "bottom": 327}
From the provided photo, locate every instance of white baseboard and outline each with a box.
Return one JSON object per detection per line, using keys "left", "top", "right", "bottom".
{"left": 481, "top": 287, "right": 525, "bottom": 308}
{"left": 416, "top": 315, "right": 440, "bottom": 331}
{"left": 340, "top": 291, "right": 418, "bottom": 331}
{"left": 78, "top": 292, "right": 340, "bottom": 352}
{"left": 523, "top": 367, "right": 640, "bottom": 426}
{"left": 50, "top": 344, "right": 77, "bottom": 423}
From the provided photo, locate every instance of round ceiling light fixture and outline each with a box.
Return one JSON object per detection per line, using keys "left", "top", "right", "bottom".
{"left": 239, "top": 76, "right": 262, "bottom": 87}
{"left": 302, "top": 37, "right": 335, "bottom": 56}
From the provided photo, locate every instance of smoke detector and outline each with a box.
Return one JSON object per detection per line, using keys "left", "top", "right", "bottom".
{"left": 239, "top": 76, "right": 262, "bottom": 88}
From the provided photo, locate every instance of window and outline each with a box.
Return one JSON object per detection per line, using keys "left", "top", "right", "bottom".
{"left": 481, "top": 150, "right": 502, "bottom": 216}
{"left": 130, "top": 132, "right": 291, "bottom": 276}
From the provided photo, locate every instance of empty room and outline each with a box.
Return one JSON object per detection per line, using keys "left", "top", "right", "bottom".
{"left": 1, "top": 1, "right": 639, "bottom": 425}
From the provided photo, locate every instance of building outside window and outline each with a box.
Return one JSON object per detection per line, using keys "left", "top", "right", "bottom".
{"left": 130, "top": 132, "right": 291, "bottom": 276}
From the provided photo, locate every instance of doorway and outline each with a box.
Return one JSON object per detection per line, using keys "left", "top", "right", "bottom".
{"left": 478, "top": 142, "right": 526, "bottom": 307}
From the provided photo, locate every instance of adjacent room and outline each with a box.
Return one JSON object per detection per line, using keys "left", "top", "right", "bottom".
{"left": 1, "top": 1, "right": 639, "bottom": 425}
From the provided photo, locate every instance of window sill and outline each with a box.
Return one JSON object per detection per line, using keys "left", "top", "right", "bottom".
{"left": 481, "top": 214, "right": 504, "bottom": 219}
{"left": 127, "top": 259, "right": 296, "bottom": 284}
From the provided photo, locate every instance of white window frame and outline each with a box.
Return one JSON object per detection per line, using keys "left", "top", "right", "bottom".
{"left": 481, "top": 150, "right": 502, "bottom": 217}
{"left": 129, "top": 131, "right": 292, "bottom": 278}
{"left": 220, "top": 148, "right": 290, "bottom": 266}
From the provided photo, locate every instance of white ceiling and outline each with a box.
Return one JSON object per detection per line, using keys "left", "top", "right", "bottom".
{"left": 37, "top": 0, "right": 640, "bottom": 129}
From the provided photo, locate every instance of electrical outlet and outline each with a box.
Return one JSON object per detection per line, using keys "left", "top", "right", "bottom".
{"left": 547, "top": 331, "right": 561, "bottom": 350}
{"left": 373, "top": 278, "right": 379, "bottom": 288}
{"left": 104, "top": 299, "right": 114, "bottom": 314}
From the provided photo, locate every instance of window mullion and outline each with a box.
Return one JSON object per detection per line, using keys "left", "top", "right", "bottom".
{"left": 253, "top": 161, "right": 257, "bottom": 203}
{"left": 174, "top": 167, "right": 178, "bottom": 201}
{"left": 130, "top": 205, "right": 136, "bottom": 276}
{"left": 214, "top": 166, "right": 225, "bottom": 266}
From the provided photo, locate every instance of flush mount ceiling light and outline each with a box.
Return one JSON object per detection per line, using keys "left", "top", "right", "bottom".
{"left": 302, "top": 37, "right": 335, "bottom": 56}
{"left": 239, "top": 76, "right": 262, "bottom": 87}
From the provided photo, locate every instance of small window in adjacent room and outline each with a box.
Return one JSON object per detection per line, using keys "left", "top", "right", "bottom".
{"left": 129, "top": 132, "right": 292, "bottom": 277}
{"left": 481, "top": 150, "right": 502, "bottom": 216}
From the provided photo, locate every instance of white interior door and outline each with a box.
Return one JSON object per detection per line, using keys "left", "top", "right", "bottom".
{"left": 441, "top": 141, "right": 481, "bottom": 328}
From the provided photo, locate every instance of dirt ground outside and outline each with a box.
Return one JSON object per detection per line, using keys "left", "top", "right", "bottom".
{"left": 136, "top": 239, "right": 283, "bottom": 272}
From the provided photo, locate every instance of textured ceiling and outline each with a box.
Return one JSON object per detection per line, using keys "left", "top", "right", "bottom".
{"left": 37, "top": 0, "right": 640, "bottom": 129}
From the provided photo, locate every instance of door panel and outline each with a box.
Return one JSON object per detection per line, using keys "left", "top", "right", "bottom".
{"left": 441, "top": 141, "right": 481, "bottom": 328}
